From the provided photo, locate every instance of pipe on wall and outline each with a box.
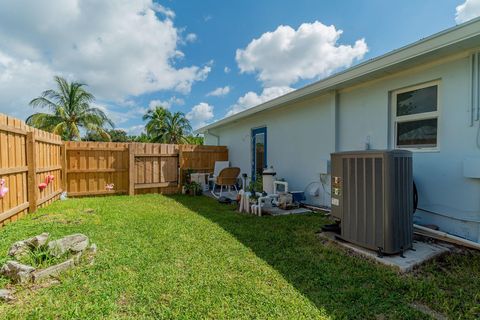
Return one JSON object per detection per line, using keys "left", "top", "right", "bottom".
{"left": 414, "top": 224, "right": 480, "bottom": 250}
{"left": 477, "top": 51, "right": 480, "bottom": 122}
{"left": 205, "top": 130, "right": 220, "bottom": 146}
{"left": 470, "top": 51, "right": 480, "bottom": 125}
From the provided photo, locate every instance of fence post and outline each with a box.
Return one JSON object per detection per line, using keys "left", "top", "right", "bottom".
{"left": 61, "top": 142, "right": 67, "bottom": 192}
{"left": 178, "top": 146, "right": 183, "bottom": 187}
{"left": 26, "top": 132, "right": 37, "bottom": 213}
{"left": 128, "top": 143, "right": 135, "bottom": 195}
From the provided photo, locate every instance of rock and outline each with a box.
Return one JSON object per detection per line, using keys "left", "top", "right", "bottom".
{"left": 0, "top": 261, "right": 35, "bottom": 284}
{"left": 0, "top": 289, "right": 15, "bottom": 302}
{"left": 7, "top": 241, "right": 30, "bottom": 259}
{"left": 72, "top": 252, "right": 83, "bottom": 265}
{"left": 89, "top": 243, "right": 97, "bottom": 255}
{"left": 47, "top": 234, "right": 89, "bottom": 257}
{"left": 87, "top": 243, "right": 97, "bottom": 264}
{"left": 31, "top": 259, "right": 75, "bottom": 283}
{"left": 7, "top": 232, "right": 50, "bottom": 259}
{"left": 27, "top": 232, "right": 50, "bottom": 248}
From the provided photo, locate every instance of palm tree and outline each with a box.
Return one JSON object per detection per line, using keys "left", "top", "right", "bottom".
{"left": 163, "top": 111, "right": 192, "bottom": 144}
{"left": 143, "top": 106, "right": 168, "bottom": 141}
{"left": 143, "top": 106, "right": 192, "bottom": 144}
{"left": 26, "top": 76, "right": 114, "bottom": 141}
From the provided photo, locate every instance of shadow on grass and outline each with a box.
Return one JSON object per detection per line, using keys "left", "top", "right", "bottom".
{"left": 169, "top": 195, "right": 423, "bottom": 319}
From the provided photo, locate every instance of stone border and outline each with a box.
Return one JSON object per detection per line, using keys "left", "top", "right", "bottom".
{"left": 0, "top": 233, "right": 96, "bottom": 302}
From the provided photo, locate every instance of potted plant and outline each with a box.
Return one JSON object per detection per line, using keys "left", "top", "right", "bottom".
{"left": 248, "top": 177, "right": 264, "bottom": 204}
{"left": 185, "top": 181, "right": 202, "bottom": 196}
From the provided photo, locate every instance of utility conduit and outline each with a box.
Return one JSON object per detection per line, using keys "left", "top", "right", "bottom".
{"left": 414, "top": 224, "right": 480, "bottom": 250}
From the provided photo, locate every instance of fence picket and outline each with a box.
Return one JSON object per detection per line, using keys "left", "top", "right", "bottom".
{"left": 0, "top": 113, "right": 228, "bottom": 225}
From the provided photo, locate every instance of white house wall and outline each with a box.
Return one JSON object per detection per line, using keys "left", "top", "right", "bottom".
{"left": 206, "top": 94, "right": 333, "bottom": 203}
{"left": 205, "top": 52, "right": 480, "bottom": 242}
{"left": 337, "top": 54, "right": 480, "bottom": 242}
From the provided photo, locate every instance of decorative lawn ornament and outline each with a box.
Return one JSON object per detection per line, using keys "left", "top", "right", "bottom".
{"left": 38, "top": 182, "right": 48, "bottom": 191}
{"left": 105, "top": 183, "right": 114, "bottom": 191}
{"left": 0, "top": 179, "right": 9, "bottom": 198}
{"left": 45, "top": 175, "right": 55, "bottom": 185}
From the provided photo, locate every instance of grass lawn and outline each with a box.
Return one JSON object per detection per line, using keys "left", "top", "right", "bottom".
{"left": 0, "top": 194, "right": 479, "bottom": 319}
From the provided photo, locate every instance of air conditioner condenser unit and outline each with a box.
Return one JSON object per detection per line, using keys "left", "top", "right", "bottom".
{"left": 330, "top": 150, "right": 413, "bottom": 256}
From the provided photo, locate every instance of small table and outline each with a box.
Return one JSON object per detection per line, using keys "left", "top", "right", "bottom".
{"left": 190, "top": 173, "right": 210, "bottom": 191}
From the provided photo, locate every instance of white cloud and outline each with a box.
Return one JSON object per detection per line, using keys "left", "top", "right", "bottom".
{"left": 0, "top": 50, "right": 56, "bottom": 119}
{"left": 0, "top": 0, "right": 210, "bottom": 118}
{"left": 186, "top": 102, "right": 214, "bottom": 129}
{"left": 456, "top": 0, "right": 480, "bottom": 23}
{"left": 236, "top": 21, "right": 368, "bottom": 87}
{"left": 226, "top": 86, "right": 294, "bottom": 117}
{"left": 224, "top": 66, "right": 231, "bottom": 74}
{"left": 151, "top": 3, "right": 175, "bottom": 19}
{"left": 185, "top": 33, "right": 197, "bottom": 43}
{"left": 206, "top": 86, "right": 231, "bottom": 97}
{"left": 148, "top": 97, "right": 185, "bottom": 109}
{"left": 120, "top": 124, "right": 145, "bottom": 136}
{"left": 95, "top": 103, "right": 146, "bottom": 126}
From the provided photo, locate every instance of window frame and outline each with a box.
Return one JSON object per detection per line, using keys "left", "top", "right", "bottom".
{"left": 391, "top": 80, "right": 441, "bottom": 152}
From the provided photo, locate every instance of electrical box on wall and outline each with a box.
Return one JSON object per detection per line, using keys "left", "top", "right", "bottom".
{"left": 319, "top": 158, "right": 331, "bottom": 174}
{"left": 463, "top": 158, "right": 480, "bottom": 178}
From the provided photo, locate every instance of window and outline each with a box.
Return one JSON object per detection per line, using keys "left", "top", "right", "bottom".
{"left": 392, "top": 82, "right": 439, "bottom": 149}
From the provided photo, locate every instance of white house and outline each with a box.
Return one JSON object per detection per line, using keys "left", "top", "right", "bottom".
{"left": 197, "top": 18, "right": 480, "bottom": 243}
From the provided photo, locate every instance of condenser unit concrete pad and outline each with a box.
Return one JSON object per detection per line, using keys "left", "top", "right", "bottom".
{"left": 319, "top": 232, "right": 453, "bottom": 273}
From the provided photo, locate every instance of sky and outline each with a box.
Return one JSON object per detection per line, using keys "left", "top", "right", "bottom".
{"left": 0, "top": 0, "right": 479, "bottom": 135}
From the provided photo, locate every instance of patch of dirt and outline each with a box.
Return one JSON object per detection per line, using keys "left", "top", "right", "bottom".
{"left": 35, "top": 214, "right": 85, "bottom": 225}
{"left": 28, "top": 277, "right": 61, "bottom": 291}
{"left": 117, "top": 293, "right": 130, "bottom": 306}
{"left": 410, "top": 302, "right": 447, "bottom": 320}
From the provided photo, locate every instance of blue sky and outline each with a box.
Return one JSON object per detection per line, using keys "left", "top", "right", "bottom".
{"left": 0, "top": 0, "right": 478, "bottom": 135}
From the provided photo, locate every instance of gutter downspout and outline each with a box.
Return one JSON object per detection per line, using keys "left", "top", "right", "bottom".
{"left": 330, "top": 90, "right": 339, "bottom": 153}
{"left": 205, "top": 130, "right": 220, "bottom": 146}
{"left": 476, "top": 51, "right": 480, "bottom": 122}
{"left": 470, "top": 51, "right": 479, "bottom": 126}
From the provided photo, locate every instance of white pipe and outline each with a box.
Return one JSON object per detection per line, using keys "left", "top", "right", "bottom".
{"left": 414, "top": 224, "right": 480, "bottom": 250}
{"left": 205, "top": 130, "right": 220, "bottom": 146}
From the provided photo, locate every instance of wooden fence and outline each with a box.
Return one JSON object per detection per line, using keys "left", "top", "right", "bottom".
{"left": 0, "top": 114, "right": 63, "bottom": 226}
{"left": 64, "top": 142, "right": 228, "bottom": 196}
{"left": 0, "top": 113, "right": 228, "bottom": 226}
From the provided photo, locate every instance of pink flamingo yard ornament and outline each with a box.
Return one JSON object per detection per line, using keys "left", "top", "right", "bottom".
{"left": 0, "top": 179, "right": 8, "bottom": 199}
{"left": 45, "top": 175, "right": 55, "bottom": 185}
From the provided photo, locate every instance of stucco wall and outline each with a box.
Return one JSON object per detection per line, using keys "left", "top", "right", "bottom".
{"left": 337, "top": 54, "right": 480, "bottom": 241}
{"left": 206, "top": 94, "right": 333, "bottom": 207}
{"left": 206, "top": 52, "right": 480, "bottom": 242}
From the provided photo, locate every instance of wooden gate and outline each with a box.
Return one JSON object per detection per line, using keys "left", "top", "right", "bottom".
{"left": 64, "top": 142, "right": 228, "bottom": 197}
{"left": 128, "top": 143, "right": 179, "bottom": 195}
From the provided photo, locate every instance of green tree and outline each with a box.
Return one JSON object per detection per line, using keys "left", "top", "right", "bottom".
{"left": 185, "top": 134, "right": 204, "bottom": 145}
{"left": 143, "top": 106, "right": 192, "bottom": 144}
{"left": 26, "top": 76, "right": 113, "bottom": 141}
{"left": 83, "top": 129, "right": 131, "bottom": 142}
{"left": 130, "top": 133, "right": 151, "bottom": 142}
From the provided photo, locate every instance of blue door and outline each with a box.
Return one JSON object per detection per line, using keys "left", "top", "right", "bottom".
{"left": 251, "top": 127, "right": 267, "bottom": 181}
